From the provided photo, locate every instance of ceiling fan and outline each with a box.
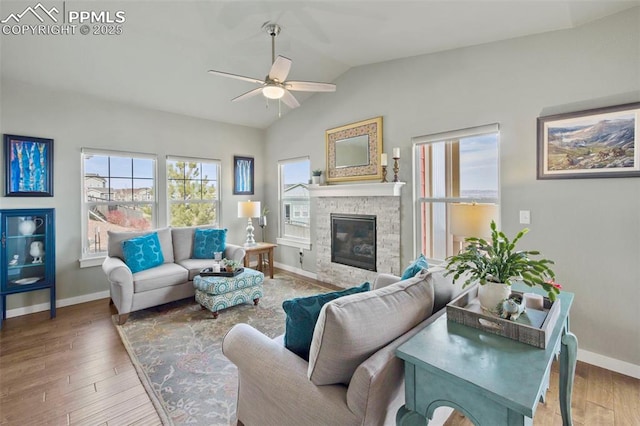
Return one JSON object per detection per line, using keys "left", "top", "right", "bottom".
{"left": 208, "top": 23, "right": 336, "bottom": 109}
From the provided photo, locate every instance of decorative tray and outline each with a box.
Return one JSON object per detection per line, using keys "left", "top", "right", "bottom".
{"left": 446, "top": 285, "right": 561, "bottom": 349}
{"left": 11, "top": 277, "right": 43, "bottom": 285}
{"left": 199, "top": 267, "right": 244, "bottom": 277}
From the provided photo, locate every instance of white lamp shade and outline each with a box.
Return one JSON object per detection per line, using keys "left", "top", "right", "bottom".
{"left": 450, "top": 203, "right": 498, "bottom": 238}
{"left": 238, "top": 201, "right": 261, "bottom": 218}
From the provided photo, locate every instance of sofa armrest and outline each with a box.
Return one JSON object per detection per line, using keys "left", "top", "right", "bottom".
{"left": 222, "top": 324, "right": 357, "bottom": 426}
{"left": 224, "top": 243, "right": 245, "bottom": 263}
{"left": 372, "top": 273, "right": 401, "bottom": 290}
{"left": 102, "top": 256, "right": 134, "bottom": 316}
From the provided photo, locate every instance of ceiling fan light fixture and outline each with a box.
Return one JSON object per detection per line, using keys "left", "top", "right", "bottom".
{"left": 262, "top": 85, "right": 285, "bottom": 99}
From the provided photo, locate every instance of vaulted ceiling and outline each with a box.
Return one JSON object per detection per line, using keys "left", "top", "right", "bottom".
{"left": 2, "top": 1, "right": 638, "bottom": 128}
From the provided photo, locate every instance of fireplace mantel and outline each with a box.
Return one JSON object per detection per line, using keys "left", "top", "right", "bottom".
{"left": 308, "top": 182, "right": 405, "bottom": 198}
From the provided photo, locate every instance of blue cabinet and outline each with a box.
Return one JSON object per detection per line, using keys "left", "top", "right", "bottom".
{"left": 1, "top": 208, "right": 56, "bottom": 328}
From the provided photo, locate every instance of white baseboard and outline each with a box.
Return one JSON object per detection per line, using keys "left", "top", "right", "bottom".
{"left": 578, "top": 348, "right": 640, "bottom": 379}
{"left": 5, "top": 290, "right": 110, "bottom": 319}
{"left": 274, "top": 261, "right": 318, "bottom": 280}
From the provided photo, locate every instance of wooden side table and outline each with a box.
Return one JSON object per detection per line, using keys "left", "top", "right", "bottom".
{"left": 396, "top": 285, "right": 577, "bottom": 426}
{"left": 243, "top": 243, "right": 277, "bottom": 279}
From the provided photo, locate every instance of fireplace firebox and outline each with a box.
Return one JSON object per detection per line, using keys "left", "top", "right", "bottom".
{"left": 331, "top": 214, "right": 376, "bottom": 271}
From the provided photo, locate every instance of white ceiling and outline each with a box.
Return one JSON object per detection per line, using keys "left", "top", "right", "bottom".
{"left": 2, "top": 1, "right": 638, "bottom": 129}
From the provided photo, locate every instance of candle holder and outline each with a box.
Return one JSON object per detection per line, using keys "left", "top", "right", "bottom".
{"left": 381, "top": 166, "right": 388, "bottom": 183}
{"left": 393, "top": 157, "right": 400, "bottom": 182}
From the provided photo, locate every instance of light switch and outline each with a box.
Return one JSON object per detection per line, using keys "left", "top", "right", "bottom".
{"left": 519, "top": 210, "right": 531, "bottom": 225}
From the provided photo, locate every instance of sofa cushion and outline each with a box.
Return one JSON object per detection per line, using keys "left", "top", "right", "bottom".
{"left": 430, "top": 266, "right": 468, "bottom": 312}
{"left": 400, "top": 253, "right": 429, "bottom": 280}
{"left": 283, "top": 282, "right": 370, "bottom": 361}
{"left": 193, "top": 228, "right": 227, "bottom": 259}
{"left": 122, "top": 232, "right": 165, "bottom": 273}
{"left": 108, "top": 227, "right": 174, "bottom": 263}
{"left": 171, "top": 225, "right": 217, "bottom": 261}
{"left": 177, "top": 258, "right": 221, "bottom": 281}
{"left": 133, "top": 262, "right": 189, "bottom": 293}
{"left": 307, "top": 270, "right": 435, "bottom": 386}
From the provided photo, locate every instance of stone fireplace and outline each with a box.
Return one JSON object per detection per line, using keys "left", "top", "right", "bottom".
{"left": 331, "top": 213, "right": 377, "bottom": 272}
{"left": 310, "top": 182, "right": 404, "bottom": 288}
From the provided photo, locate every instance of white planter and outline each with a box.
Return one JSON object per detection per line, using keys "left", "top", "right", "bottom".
{"left": 478, "top": 282, "right": 511, "bottom": 313}
{"left": 311, "top": 176, "right": 321, "bottom": 184}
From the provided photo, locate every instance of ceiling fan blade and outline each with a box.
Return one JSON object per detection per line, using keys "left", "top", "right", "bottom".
{"left": 268, "top": 56, "right": 292, "bottom": 82}
{"left": 208, "top": 69, "right": 264, "bottom": 85}
{"left": 232, "top": 87, "right": 264, "bottom": 102}
{"left": 285, "top": 81, "right": 336, "bottom": 92}
{"left": 280, "top": 89, "right": 300, "bottom": 109}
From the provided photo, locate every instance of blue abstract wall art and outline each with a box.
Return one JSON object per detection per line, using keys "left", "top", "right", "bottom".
{"left": 4, "top": 134, "right": 54, "bottom": 197}
{"left": 233, "top": 156, "right": 254, "bottom": 195}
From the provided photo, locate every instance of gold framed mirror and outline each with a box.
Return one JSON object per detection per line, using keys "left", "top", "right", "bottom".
{"left": 325, "top": 116, "right": 383, "bottom": 183}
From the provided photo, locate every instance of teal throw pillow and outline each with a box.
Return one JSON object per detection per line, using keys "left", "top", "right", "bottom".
{"left": 121, "top": 232, "right": 164, "bottom": 274}
{"left": 283, "top": 282, "right": 370, "bottom": 361}
{"left": 400, "top": 254, "right": 429, "bottom": 280}
{"left": 193, "top": 228, "right": 227, "bottom": 259}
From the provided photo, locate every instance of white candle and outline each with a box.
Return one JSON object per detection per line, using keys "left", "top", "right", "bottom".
{"left": 381, "top": 153, "right": 388, "bottom": 166}
{"left": 393, "top": 147, "right": 400, "bottom": 159}
{"left": 523, "top": 293, "right": 544, "bottom": 310}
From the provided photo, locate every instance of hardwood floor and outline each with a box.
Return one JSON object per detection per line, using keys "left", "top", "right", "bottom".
{"left": 1, "top": 291, "right": 638, "bottom": 425}
{"left": 0, "top": 299, "right": 161, "bottom": 425}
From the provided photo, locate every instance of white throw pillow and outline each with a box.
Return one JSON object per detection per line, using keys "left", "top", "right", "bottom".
{"left": 307, "top": 270, "right": 435, "bottom": 386}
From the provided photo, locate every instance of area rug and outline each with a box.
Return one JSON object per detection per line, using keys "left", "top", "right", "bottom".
{"left": 113, "top": 271, "right": 333, "bottom": 426}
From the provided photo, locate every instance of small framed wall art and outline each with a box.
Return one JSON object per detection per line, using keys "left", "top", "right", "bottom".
{"left": 4, "top": 134, "right": 54, "bottom": 197}
{"left": 537, "top": 102, "right": 640, "bottom": 179}
{"left": 233, "top": 155, "right": 254, "bottom": 195}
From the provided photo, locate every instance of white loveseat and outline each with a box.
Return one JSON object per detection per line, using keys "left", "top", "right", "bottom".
{"left": 102, "top": 226, "right": 245, "bottom": 324}
{"left": 222, "top": 266, "right": 466, "bottom": 426}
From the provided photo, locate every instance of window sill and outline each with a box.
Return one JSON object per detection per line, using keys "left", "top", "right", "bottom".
{"left": 276, "top": 237, "right": 311, "bottom": 251}
{"left": 79, "top": 256, "right": 106, "bottom": 268}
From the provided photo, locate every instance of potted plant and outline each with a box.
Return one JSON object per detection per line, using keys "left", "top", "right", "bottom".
{"left": 311, "top": 169, "right": 323, "bottom": 184}
{"left": 222, "top": 259, "right": 242, "bottom": 273}
{"left": 445, "top": 221, "right": 560, "bottom": 313}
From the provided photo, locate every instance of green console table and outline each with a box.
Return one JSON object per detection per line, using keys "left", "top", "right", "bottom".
{"left": 396, "top": 285, "right": 576, "bottom": 425}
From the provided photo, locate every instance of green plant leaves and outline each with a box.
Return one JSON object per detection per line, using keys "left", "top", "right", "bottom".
{"left": 444, "top": 220, "right": 558, "bottom": 300}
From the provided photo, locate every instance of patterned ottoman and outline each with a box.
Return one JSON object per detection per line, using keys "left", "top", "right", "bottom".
{"left": 193, "top": 268, "right": 264, "bottom": 318}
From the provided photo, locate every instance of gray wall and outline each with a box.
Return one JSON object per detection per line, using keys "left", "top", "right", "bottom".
{"left": 265, "top": 9, "right": 640, "bottom": 365}
{"left": 0, "top": 80, "right": 264, "bottom": 309}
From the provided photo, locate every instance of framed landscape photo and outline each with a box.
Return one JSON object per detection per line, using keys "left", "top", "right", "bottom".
{"left": 4, "top": 134, "right": 54, "bottom": 196}
{"left": 537, "top": 103, "right": 640, "bottom": 179}
{"left": 233, "top": 155, "right": 254, "bottom": 195}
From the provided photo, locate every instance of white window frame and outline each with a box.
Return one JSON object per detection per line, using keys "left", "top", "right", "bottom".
{"left": 276, "top": 156, "right": 311, "bottom": 250}
{"left": 166, "top": 155, "right": 222, "bottom": 227}
{"left": 412, "top": 123, "right": 500, "bottom": 263}
{"left": 80, "top": 148, "right": 158, "bottom": 268}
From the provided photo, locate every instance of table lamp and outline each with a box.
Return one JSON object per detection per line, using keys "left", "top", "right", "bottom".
{"left": 238, "top": 200, "right": 261, "bottom": 247}
{"left": 450, "top": 202, "right": 498, "bottom": 252}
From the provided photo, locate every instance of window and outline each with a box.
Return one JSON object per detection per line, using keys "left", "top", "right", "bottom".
{"left": 277, "top": 157, "right": 311, "bottom": 248}
{"left": 167, "top": 157, "right": 220, "bottom": 227}
{"left": 414, "top": 124, "right": 499, "bottom": 261}
{"left": 82, "top": 149, "right": 156, "bottom": 259}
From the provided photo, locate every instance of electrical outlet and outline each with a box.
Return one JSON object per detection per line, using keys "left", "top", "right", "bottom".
{"left": 519, "top": 210, "right": 531, "bottom": 225}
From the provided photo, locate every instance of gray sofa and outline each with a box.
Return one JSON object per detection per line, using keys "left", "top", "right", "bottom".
{"left": 102, "top": 226, "right": 245, "bottom": 324}
{"left": 222, "top": 266, "right": 467, "bottom": 426}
